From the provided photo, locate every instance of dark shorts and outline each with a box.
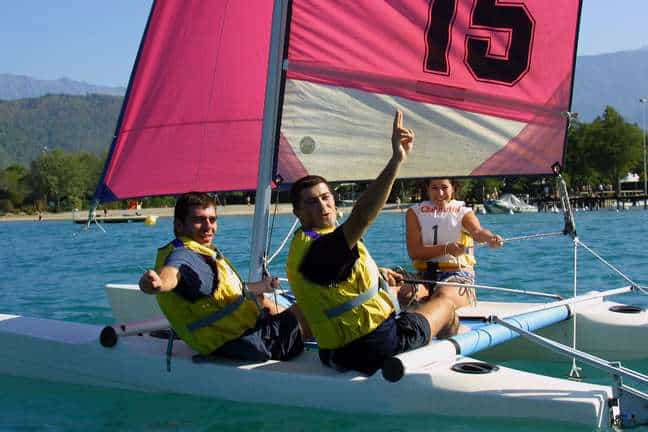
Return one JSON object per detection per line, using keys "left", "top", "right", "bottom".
{"left": 213, "top": 308, "right": 304, "bottom": 362}
{"left": 319, "top": 312, "right": 431, "bottom": 375}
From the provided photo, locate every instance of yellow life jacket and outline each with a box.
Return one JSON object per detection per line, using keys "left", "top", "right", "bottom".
{"left": 155, "top": 237, "right": 260, "bottom": 355}
{"left": 286, "top": 227, "right": 396, "bottom": 350}
{"left": 413, "top": 230, "right": 477, "bottom": 272}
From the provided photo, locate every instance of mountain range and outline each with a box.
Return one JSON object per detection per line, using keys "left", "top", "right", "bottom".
{"left": 572, "top": 46, "right": 648, "bottom": 125}
{"left": 0, "top": 74, "right": 125, "bottom": 101}
{"left": 0, "top": 46, "right": 647, "bottom": 169}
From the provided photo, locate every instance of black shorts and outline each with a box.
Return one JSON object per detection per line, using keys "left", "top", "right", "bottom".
{"left": 259, "top": 308, "right": 305, "bottom": 360}
{"left": 213, "top": 309, "right": 304, "bottom": 362}
{"left": 319, "top": 312, "right": 431, "bottom": 375}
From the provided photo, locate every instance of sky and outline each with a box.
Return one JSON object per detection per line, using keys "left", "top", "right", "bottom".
{"left": 0, "top": 0, "right": 646, "bottom": 87}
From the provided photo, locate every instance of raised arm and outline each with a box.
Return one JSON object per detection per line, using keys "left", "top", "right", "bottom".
{"left": 342, "top": 111, "right": 414, "bottom": 248}
{"left": 462, "top": 212, "right": 503, "bottom": 248}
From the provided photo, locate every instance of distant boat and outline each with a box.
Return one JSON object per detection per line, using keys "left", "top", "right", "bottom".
{"left": 483, "top": 193, "right": 538, "bottom": 214}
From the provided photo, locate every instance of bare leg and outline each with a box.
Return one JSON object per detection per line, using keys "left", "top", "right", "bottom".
{"left": 433, "top": 284, "right": 475, "bottom": 309}
{"left": 391, "top": 283, "right": 430, "bottom": 309}
{"left": 411, "top": 294, "right": 456, "bottom": 337}
{"left": 436, "top": 310, "right": 460, "bottom": 338}
{"left": 259, "top": 295, "right": 286, "bottom": 314}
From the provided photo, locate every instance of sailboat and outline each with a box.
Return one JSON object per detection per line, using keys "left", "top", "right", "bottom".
{"left": 483, "top": 193, "right": 538, "bottom": 214}
{"left": 1, "top": 0, "right": 647, "bottom": 428}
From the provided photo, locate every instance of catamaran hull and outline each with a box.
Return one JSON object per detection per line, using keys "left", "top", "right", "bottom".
{"left": 460, "top": 299, "right": 648, "bottom": 361}
{"left": 2, "top": 285, "right": 644, "bottom": 427}
{"left": 0, "top": 313, "right": 612, "bottom": 428}
{"left": 105, "top": 284, "right": 648, "bottom": 361}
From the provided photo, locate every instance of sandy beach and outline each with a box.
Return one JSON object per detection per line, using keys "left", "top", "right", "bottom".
{"left": 0, "top": 204, "right": 296, "bottom": 222}
{"left": 0, "top": 203, "right": 410, "bottom": 223}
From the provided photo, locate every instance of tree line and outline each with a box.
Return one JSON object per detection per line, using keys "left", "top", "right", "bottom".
{"left": 390, "top": 106, "right": 646, "bottom": 204}
{"left": 0, "top": 106, "right": 645, "bottom": 215}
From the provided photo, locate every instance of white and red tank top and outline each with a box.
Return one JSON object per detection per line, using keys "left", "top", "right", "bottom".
{"left": 411, "top": 200, "right": 474, "bottom": 267}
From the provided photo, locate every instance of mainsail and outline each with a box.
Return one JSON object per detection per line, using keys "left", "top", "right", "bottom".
{"left": 94, "top": 1, "right": 277, "bottom": 202}
{"left": 94, "top": 0, "right": 582, "bottom": 202}
{"left": 279, "top": 0, "right": 582, "bottom": 182}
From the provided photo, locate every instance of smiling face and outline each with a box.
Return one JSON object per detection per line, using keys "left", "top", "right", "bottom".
{"left": 175, "top": 204, "right": 218, "bottom": 245}
{"left": 427, "top": 179, "right": 454, "bottom": 207}
{"left": 293, "top": 182, "right": 337, "bottom": 230}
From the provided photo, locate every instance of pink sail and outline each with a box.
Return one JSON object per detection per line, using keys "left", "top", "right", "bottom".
{"left": 95, "top": 1, "right": 275, "bottom": 201}
{"left": 96, "top": 0, "right": 582, "bottom": 201}
{"left": 280, "top": 0, "right": 581, "bottom": 180}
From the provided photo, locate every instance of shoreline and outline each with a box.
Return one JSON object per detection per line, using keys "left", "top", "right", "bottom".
{"left": 0, "top": 204, "right": 283, "bottom": 222}
{"left": 4, "top": 201, "right": 639, "bottom": 223}
{"left": 0, "top": 203, "right": 412, "bottom": 222}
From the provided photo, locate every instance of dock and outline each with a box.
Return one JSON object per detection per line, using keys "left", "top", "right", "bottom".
{"left": 72, "top": 214, "right": 154, "bottom": 224}
{"left": 534, "top": 191, "right": 648, "bottom": 211}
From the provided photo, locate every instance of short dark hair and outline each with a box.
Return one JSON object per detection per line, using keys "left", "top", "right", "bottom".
{"left": 174, "top": 192, "right": 218, "bottom": 222}
{"left": 290, "top": 175, "right": 331, "bottom": 208}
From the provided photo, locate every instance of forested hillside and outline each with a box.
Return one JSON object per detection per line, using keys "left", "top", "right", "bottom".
{"left": 0, "top": 94, "right": 122, "bottom": 168}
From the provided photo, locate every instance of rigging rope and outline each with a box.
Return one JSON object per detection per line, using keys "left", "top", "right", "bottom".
{"left": 568, "top": 236, "right": 582, "bottom": 379}
{"left": 267, "top": 217, "right": 300, "bottom": 264}
{"left": 72, "top": 199, "right": 106, "bottom": 236}
{"left": 502, "top": 232, "right": 564, "bottom": 242}
{"left": 263, "top": 185, "right": 283, "bottom": 313}
{"left": 264, "top": 187, "right": 282, "bottom": 266}
{"left": 401, "top": 278, "right": 562, "bottom": 300}
{"left": 575, "top": 239, "right": 639, "bottom": 288}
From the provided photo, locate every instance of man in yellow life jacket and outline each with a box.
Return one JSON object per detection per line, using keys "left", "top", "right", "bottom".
{"left": 286, "top": 111, "right": 461, "bottom": 375}
{"left": 139, "top": 193, "right": 305, "bottom": 361}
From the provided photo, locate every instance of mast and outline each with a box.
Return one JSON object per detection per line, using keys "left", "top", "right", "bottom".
{"left": 248, "top": 0, "right": 290, "bottom": 282}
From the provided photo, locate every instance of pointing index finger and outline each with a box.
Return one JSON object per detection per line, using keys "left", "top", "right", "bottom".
{"left": 394, "top": 110, "right": 403, "bottom": 130}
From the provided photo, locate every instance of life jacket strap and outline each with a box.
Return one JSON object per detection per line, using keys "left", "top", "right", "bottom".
{"left": 166, "top": 328, "right": 176, "bottom": 372}
{"left": 379, "top": 276, "right": 400, "bottom": 316}
{"left": 324, "top": 285, "right": 379, "bottom": 319}
{"left": 304, "top": 228, "right": 400, "bottom": 316}
{"left": 186, "top": 295, "right": 246, "bottom": 332}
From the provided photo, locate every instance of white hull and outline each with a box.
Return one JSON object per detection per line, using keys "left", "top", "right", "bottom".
{"left": 0, "top": 313, "right": 613, "bottom": 427}
{"left": 483, "top": 202, "right": 539, "bottom": 214}
{"left": 483, "top": 194, "right": 539, "bottom": 214}
{"left": 105, "top": 284, "right": 648, "bottom": 361}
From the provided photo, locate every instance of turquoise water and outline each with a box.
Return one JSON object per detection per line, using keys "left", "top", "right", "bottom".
{"left": 1, "top": 209, "right": 647, "bottom": 431}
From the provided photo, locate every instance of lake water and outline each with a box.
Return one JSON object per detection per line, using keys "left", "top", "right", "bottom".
{"left": 1, "top": 209, "right": 647, "bottom": 431}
